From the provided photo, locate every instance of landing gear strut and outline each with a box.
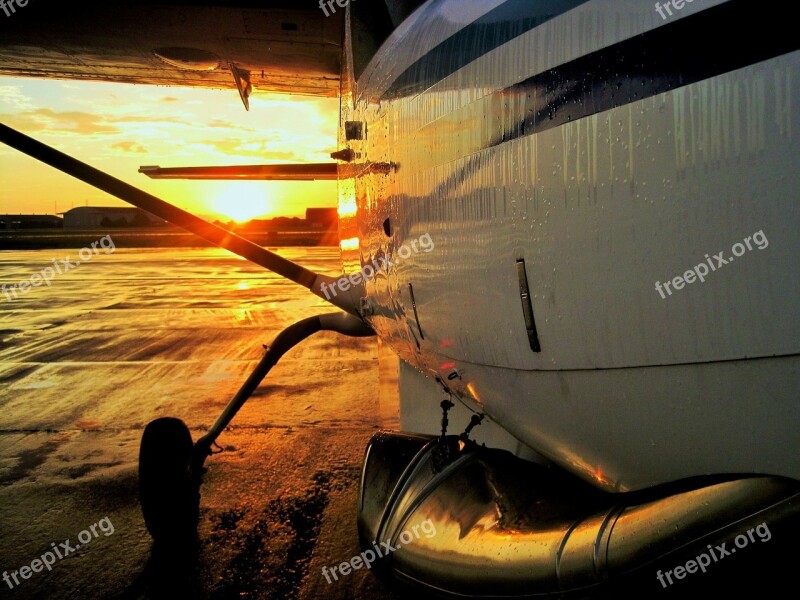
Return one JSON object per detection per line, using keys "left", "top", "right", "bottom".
{"left": 137, "top": 313, "right": 374, "bottom": 543}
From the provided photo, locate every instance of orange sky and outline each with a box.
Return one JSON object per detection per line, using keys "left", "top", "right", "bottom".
{"left": 0, "top": 77, "right": 340, "bottom": 221}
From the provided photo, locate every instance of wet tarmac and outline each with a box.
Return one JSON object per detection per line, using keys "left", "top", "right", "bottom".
{"left": 3, "top": 246, "right": 797, "bottom": 600}
{"left": 0, "top": 247, "right": 406, "bottom": 599}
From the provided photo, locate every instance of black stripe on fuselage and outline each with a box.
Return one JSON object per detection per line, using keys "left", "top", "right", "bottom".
{"left": 381, "top": 0, "right": 590, "bottom": 100}
{"left": 488, "top": 0, "right": 799, "bottom": 147}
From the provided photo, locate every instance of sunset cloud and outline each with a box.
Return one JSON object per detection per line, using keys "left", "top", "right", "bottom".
{"left": 1, "top": 108, "right": 120, "bottom": 134}
{"left": 111, "top": 141, "right": 148, "bottom": 153}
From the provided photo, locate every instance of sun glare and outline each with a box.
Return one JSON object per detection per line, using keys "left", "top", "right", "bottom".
{"left": 212, "top": 184, "right": 271, "bottom": 222}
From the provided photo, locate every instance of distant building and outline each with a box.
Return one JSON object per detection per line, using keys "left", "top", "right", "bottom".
{"left": 62, "top": 207, "right": 165, "bottom": 228}
{"left": 305, "top": 208, "right": 338, "bottom": 230}
{"left": 0, "top": 214, "right": 63, "bottom": 229}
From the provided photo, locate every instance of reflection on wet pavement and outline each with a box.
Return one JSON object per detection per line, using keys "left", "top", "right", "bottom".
{"left": 0, "top": 247, "right": 406, "bottom": 599}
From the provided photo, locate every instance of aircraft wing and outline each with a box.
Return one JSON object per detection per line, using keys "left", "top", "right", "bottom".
{"left": 0, "top": 1, "right": 344, "bottom": 98}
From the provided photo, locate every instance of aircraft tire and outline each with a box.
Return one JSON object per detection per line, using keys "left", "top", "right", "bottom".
{"left": 138, "top": 417, "right": 200, "bottom": 544}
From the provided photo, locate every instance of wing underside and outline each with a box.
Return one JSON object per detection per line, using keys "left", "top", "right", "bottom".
{"left": 0, "top": 1, "right": 344, "bottom": 97}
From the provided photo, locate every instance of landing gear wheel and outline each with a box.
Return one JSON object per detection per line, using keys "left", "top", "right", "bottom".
{"left": 138, "top": 418, "right": 200, "bottom": 544}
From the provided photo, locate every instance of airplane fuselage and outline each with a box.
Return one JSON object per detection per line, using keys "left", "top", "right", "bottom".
{"left": 339, "top": 0, "right": 800, "bottom": 491}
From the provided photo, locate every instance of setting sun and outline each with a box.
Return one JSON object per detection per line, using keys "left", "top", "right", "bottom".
{"left": 212, "top": 183, "right": 272, "bottom": 222}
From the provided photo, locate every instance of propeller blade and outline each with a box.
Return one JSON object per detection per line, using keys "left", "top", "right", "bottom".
{"left": 139, "top": 163, "right": 337, "bottom": 181}
{"left": 0, "top": 123, "right": 362, "bottom": 316}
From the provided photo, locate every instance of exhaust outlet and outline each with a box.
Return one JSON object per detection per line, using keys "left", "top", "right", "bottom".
{"left": 358, "top": 432, "right": 800, "bottom": 597}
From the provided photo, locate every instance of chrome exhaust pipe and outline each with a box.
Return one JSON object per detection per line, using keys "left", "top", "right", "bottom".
{"left": 358, "top": 432, "right": 800, "bottom": 597}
